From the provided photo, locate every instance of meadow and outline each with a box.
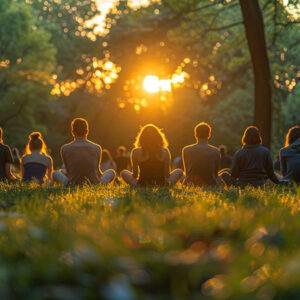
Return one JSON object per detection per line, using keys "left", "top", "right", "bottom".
{"left": 0, "top": 183, "right": 299, "bottom": 299}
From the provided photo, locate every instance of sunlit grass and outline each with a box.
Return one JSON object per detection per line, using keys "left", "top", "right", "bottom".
{"left": 0, "top": 183, "right": 299, "bottom": 298}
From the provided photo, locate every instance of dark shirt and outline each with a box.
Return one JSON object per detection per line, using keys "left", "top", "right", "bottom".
{"left": 183, "top": 141, "right": 220, "bottom": 186}
{"left": 138, "top": 157, "right": 165, "bottom": 186}
{"left": 220, "top": 154, "right": 233, "bottom": 169}
{"left": 231, "top": 144, "right": 279, "bottom": 186}
{"left": 279, "top": 138, "right": 300, "bottom": 183}
{"left": 115, "top": 156, "right": 130, "bottom": 174}
{"left": 61, "top": 137, "right": 101, "bottom": 186}
{"left": 0, "top": 143, "right": 13, "bottom": 181}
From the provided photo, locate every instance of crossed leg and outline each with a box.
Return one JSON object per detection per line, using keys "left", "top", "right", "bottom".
{"left": 121, "top": 169, "right": 183, "bottom": 186}
{"left": 100, "top": 169, "right": 116, "bottom": 184}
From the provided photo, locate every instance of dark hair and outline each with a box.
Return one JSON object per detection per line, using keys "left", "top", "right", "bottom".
{"left": 134, "top": 124, "right": 168, "bottom": 158}
{"left": 242, "top": 126, "right": 262, "bottom": 146}
{"left": 25, "top": 132, "right": 47, "bottom": 154}
{"left": 219, "top": 145, "right": 227, "bottom": 156}
{"left": 194, "top": 122, "right": 211, "bottom": 140}
{"left": 0, "top": 127, "right": 2, "bottom": 140}
{"left": 285, "top": 126, "right": 300, "bottom": 147}
{"left": 71, "top": 118, "right": 88, "bottom": 137}
{"left": 117, "top": 146, "right": 126, "bottom": 156}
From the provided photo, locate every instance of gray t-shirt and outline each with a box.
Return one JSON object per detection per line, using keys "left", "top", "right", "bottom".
{"left": 61, "top": 138, "right": 101, "bottom": 186}
{"left": 183, "top": 142, "right": 220, "bottom": 186}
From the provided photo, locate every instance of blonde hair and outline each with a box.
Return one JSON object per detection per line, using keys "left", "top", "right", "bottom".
{"left": 25, "top": 132, "right": 47, "bottom": 155}
{"left": 134, "top": 124, "right": 168, "bottom": 158}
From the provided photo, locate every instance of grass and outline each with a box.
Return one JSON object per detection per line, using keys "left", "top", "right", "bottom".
{"left": 0, "top": 183, "right": 300, "bottom": 299}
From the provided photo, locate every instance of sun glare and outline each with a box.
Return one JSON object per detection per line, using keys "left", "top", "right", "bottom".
{"left": 143, "top": 75, "right": 160, "bottom": 93}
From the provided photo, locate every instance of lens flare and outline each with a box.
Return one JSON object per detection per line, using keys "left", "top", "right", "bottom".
{"left": 143, "top": 75, "right": 160, "bottom": 93}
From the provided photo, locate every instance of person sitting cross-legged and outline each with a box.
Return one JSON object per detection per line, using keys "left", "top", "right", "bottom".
{"left": 53, "top": 118, "right": 115, "bottom": 186}
{"left": 121, "top": 124, "right": 183, "bottom": 186}
{"left": 21, "top": 132, "right": 53, "bottom": 184}
{"left": 219, "top": 126, "right": 279, "bottom": 187}
{"left": 182, "top": 122, "right": 220, "bottom": 186}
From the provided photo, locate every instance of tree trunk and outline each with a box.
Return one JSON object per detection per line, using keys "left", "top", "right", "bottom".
{"left": 239, "top": 0, "right": 272, "bottom": 148}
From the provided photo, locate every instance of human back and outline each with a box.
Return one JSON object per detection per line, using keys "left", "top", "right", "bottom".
{"left": 61, "top": 118, "right": 101, "bottom": 186}
{"left": 230, "top": 126, "right": 279, "bottom": 187}
{"left": 280, "top": 126, "right": 300, "bottom": 183}
{"left": 0, "top": 127, "right": 15, "bottom": 181}
{"left": 133, "top": 124, "right": 169, "bottom": 186}
{"left": 121, "top": 124, "right": 183, "bottom": 186}
{"left": 21, "top": 132, "right": 53, "bottom": 183}
{"left": 183, "top": 122, "right": 220, "bottom": 186}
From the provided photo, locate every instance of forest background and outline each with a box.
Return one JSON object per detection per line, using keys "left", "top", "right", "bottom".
{"left": 1, "top": 0, "right": 300, "bottom": 165}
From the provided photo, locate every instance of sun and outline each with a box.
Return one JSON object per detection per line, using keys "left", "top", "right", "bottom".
{"left": 143, "top": 75, "right": 160, "bottom": 93}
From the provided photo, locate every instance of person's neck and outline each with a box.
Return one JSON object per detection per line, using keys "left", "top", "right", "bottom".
{"left": 32, "top": 150, "right": 41, "bottom": 154}
{"left": 197, "top": 139, "right": 208, "bottom": 144}
{"left": 75, "top": 136, "right": 87, "bottom": 141}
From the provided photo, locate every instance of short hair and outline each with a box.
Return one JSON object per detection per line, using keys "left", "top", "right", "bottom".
{"left": 71, "top": 118, "right": 88, "bottom": 137}
{"left": 285, "top": 126, "right": 300, "bottom": 147}
{"left": 242, "top": 126, "right": 262, "bottom": 146}
{"left": 194, "top": 122, "right": 211, "bottom": 139}
{"left": 0, "top": 127, "right": 2, "bottom": 140}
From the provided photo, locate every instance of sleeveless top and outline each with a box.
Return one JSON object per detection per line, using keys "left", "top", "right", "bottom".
{"left": 138, "top": 157, "right": 166, "bottom": 186}
{"left": 23, "top": 163, "right": 47, "bottom": 183}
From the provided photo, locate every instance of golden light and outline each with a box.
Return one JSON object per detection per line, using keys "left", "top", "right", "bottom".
{"left": 159, "top": 79, "right": 172, "bottom": 92}
{"left": 143, "top": 75, "right": 160, "bottom": 93}
{"left": 104, "top": 61, "right": 113, "bottom": 70}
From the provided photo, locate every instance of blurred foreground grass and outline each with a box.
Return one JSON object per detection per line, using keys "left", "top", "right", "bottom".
{"left": 0, "top": 183, "right": 300, "bottom": 299}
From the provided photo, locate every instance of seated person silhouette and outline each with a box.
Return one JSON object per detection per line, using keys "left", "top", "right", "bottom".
{"left": 21, "top": 132, "right": 53, "bottom": 184}
{"left": 53, "top": 118, "right": 115, "bottom": 186}
{"left": 100, "top": 149, "right": 117, "bottom": 173}
{"left": 121, "top": 124, "right": 183, "bottom": 186}
{"left": 115, "top": 146, "right": 130, "bottom": 175}
{"left": 279, "top": 126, "right": 300, "bottom": 184}
{"left": 219, "top": 145, "right": 232, "bottom": 169}
{"left": 182, "top": 122, "right": 220, "bottom": 186}
{"left": 219, "top": 126, "right": 279, "bottom": 187}
{"left": 0, "top": 127, "right": 16, "bottom": 181}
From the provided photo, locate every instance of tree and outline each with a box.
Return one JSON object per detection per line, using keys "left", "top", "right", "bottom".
{"left": 0, "top": 0, "right": 55, "bottom": 146}
{"left": 239, "top": 0, "right": 272, "bottom": 147}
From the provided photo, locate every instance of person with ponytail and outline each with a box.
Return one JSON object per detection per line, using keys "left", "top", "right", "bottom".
{"left": 21, "top": 132, "right": 53, "bottom": 184}
{"left": 121, "top": 124, "right": 183, "bottom": 186}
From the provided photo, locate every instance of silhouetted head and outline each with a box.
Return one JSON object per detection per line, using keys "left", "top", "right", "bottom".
{"left": 0, "top": 127, "right": 2, "bottom": 142}
{"left": 102, "top": 149, "right": 113, "bottom": 163}
{"left": 242, "top": 126, "right": 262, "bottom": 146}
{"left": 71, "top": 118, "right": 88, "bottom": 138}
{"left": 25, "top": 132, "right": 47, "bottom": 155}
{"left": 134, "top": 124, "right": 168, "bottom": 158}
{"left": 219, "top": 145, "right": 227, "bottom": 156}
{"left": 194, "top": 122, "right": 211, "bottom": 141}
{"left": 285, "top": 126, "right": 300, "bottom": 147}
{"left": 117, "top": 146, "right": 126, "bottom": 156}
